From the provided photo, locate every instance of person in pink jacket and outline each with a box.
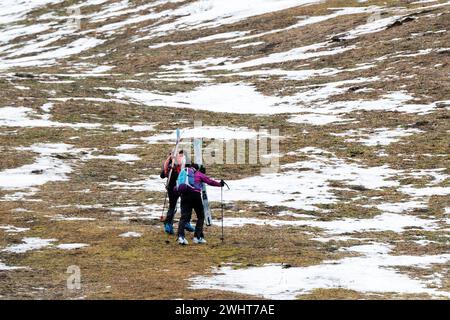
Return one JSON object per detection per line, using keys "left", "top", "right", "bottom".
{"left": 176, "top": 163, "right": 225, "bottom": 245}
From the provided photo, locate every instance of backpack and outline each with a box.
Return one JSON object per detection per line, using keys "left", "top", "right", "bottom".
{"left": 175, "top": 167, "right": 196, "bottom": 193}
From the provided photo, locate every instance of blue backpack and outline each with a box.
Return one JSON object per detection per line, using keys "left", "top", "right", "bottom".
{"left": 176, "top": 167, "right": 196, "bottom": 193}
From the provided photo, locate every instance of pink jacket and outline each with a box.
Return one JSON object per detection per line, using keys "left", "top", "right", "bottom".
{"left": 191, "top": 170, "right": 221, "bottom": 192}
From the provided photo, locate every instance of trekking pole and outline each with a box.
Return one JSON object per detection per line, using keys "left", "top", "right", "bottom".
{"left": 220, "top": 185, "right": 224, "bottom": 243}
{"left": 161, "top": 188, "right": 172, "bottom": 244}
{"left": 160, "top": 189, "right": 168, "bottom": 222}
{"left": 220, "top": 182, "right": 229, "bottom": 243}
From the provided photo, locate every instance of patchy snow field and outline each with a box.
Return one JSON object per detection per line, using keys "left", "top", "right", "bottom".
{"left": 191, "top": 244, "right": 450, "bottom": 299}
{"left": 0, "top": 0, "right": 449, "bottom": 300}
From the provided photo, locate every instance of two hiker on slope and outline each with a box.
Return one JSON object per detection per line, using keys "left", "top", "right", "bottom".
{"left": 160, "top": 150, "right": 225, "bottom": 245}
{"left": 160, "top": 151, "right": 194, "bottom": 234}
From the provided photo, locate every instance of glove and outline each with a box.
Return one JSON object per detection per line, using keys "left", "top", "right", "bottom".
{"left": 220, "top": 179, "right": 225, "bottom": 187}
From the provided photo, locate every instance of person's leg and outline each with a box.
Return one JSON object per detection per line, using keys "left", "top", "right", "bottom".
{"left": 192, "top": 193, "right": 205, "bottom": 239}
{"left": 177, "top": 193, "right": 193, "bottom": 239}
{"left": 165, "top": 190, "right": 178, "bottom": 225}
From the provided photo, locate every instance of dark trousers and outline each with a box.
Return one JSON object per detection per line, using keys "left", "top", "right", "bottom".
{"left": 164, "top": 189, "right": 179, "bottom": 225}
{"left": 178, "top": 192, "right": 204, "bottom": 239}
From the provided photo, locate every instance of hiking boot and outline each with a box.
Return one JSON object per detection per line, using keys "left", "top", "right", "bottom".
{"left": 184, "top": 223, "right": 195, "bottom": 232}
{"left": 177, "top": 237, "right": 188, "bottom": 245}
{"left": 193, "top": 237, "right": 207, "bottom": 244}
{"left": 164, "top": 222, "right": 174, "bottom": 234}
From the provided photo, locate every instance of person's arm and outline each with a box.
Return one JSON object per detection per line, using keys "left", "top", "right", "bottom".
{"left": 161, "top": 154, "right": 172, "bottom": 179}
{"left": 198, "top": 171, "right": 222, "bottom": 187}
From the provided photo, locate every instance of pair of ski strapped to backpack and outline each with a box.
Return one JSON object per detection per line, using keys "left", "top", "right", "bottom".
{"left": 161, "top": 130, "right": 212, "bottom": 226}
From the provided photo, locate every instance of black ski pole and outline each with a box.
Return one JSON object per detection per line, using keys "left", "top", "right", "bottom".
{"left": 220, "top": 185, "right": 224, "bottom": 243}
{"left": 160, "top": 184, "right": 168, "bottom": 222}
{"left": 220, "top": 182, "right": 229, "bottom": 243}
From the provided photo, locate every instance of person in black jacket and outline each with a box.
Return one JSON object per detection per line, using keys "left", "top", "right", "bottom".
{"left": 160, "top": 150, "right": 194, "bottom": 234}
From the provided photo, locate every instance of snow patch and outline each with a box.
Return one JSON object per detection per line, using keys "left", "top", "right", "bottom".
{"left": 114, "top": 83, "right": 306, "bottom": 115}
{"left": 112, "top": 124, "right": 155, "bottom": 132}
{"left": 0, "top": 143, "right": 75, "bottom": 190}
{"left": 56, "top": 243, "right": 89, "bottom": 250}
{"left": 190, "top": 244, "right": 450, "bottom": 299}
{"left": 0, "top": 225, "right": 30, "bottom": 233}
{"left": 144, "top": 126, "right": 263, "bottom": 143}
{"left": 49, "top": 215, "right": 96, "bottom": 221}
{"left": 119, "top": 232, "right": 142, "bottom": 238}
{"left": 334, "top": 127, "right": 423, "bottom": 146}
{"left": 221, "top": 213, "right": 437, "bottom": 233}
{"left": 0, "top": 260, "right": 23, "bottom": 271}
{"left": 2, "top": 237, "right": 56, "bottom": 253}
{"left": 0, "top": 106, "right": 101, "bottom": 129}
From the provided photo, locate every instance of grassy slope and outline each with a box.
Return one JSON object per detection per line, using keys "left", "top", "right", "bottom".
{"left": 0, "top": 0, "right": 449, "bottom": 299}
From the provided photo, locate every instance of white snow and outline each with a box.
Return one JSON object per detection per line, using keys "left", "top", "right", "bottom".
{"left": 0, "top": 106, "right": 101, "bottom": 129}
{"left": 114, "top": 83, "right": 306, "bottom": 115}
{"left": 0, "top": 225, "right": 30, "bottom": 233}
{"left": 404, "top": 168, "right": 448, "bottom": 185}
{"left": 190, "top": 243, "right": 450, "bottom": 299}
{"left": 400, "top": 186, "right": 450, "bottom": 197}
{"left": 95, "top": 1, "right": 185, "bottom": 33}
{"left": 115, "top": 144, "right": 140, "bottom": 150}
{"left": 0, "top": 260, "right": 23, "bottom": 271}
{"left": 0, "top": 143, "right": 75, "bottom": 190}
{"left": 1, "top": 189, "right": 39, "bottom": 202}
{"left": 305, "top": 92, "right": 444, "bottom": 118}
{"left": 112, "top": 124, "right": 155, "bottom": 132}
{"left": 115, "top": 77, "right": 376, "bottom": 115}
{"left": 41, "top": 103, "right": 53, "bottom": 113}
{"left": 119, "top": 232, "right": 142, "bottom": 238}
{"left": 336, "top": 127, "right": 423, "bottom": 146}
{"left": 148, "top": 31, "right": 250, "bottom": 48}
{"left": 205, "top": 148, "right": 399, "bottom": 211}
{"left": 374, "top": 201, "right": 428, "bottom": 214}
{"left": 208, "top": 42, "right": 355, "bottom": 70}
{"left": 88, "top": 0, "right": 134, "bottom": 22}
{"left": 2, "top": 237, "right": 56, "bottom": 253}
{"left": 221, "top": 213, "right": 437, "bottom": 233}
{"left": 226, "top": 67, "right": 340, "bottom": 81}
{"left": 232, "top": 41, "right": 265, "bottom": 49}
{"left": 226, "top": 6, "right": 378, "bottom": 44}
{"left": 143, "top": 126, "right": 262, "bottom": 143}
{"left": 108, "top": 147, "right": 406, "bottom": 213}
{"left": 110, "top": 204, "right": 162, "bottom": 220}
{"left": 85, "top": 153, "right": 141, "bottom": 163}
{"left": 341, "top": 15, "right": 404, "bottom": 40}
{"left": 0, "top": 0, "right": 64, "bottom": 25}
{"left": 289, "top": 114, "right": 352, "bottom": 126}
{"left": 0, "top": 23, "right": 51, "bottom": 44}
{"left": 0, "top": 37, "right": 105, "bottom": 70}
{"left": 49, "top": 215, "right": 96, "bottom": 221}
{"left": 137, "top": 0, "right": 324, "bottom": 41}
{"left": 56, "top": 243, "right": 89, "bottom": 250}
{"left": 49, "top": 97, "right": 127, "bottom": 103}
